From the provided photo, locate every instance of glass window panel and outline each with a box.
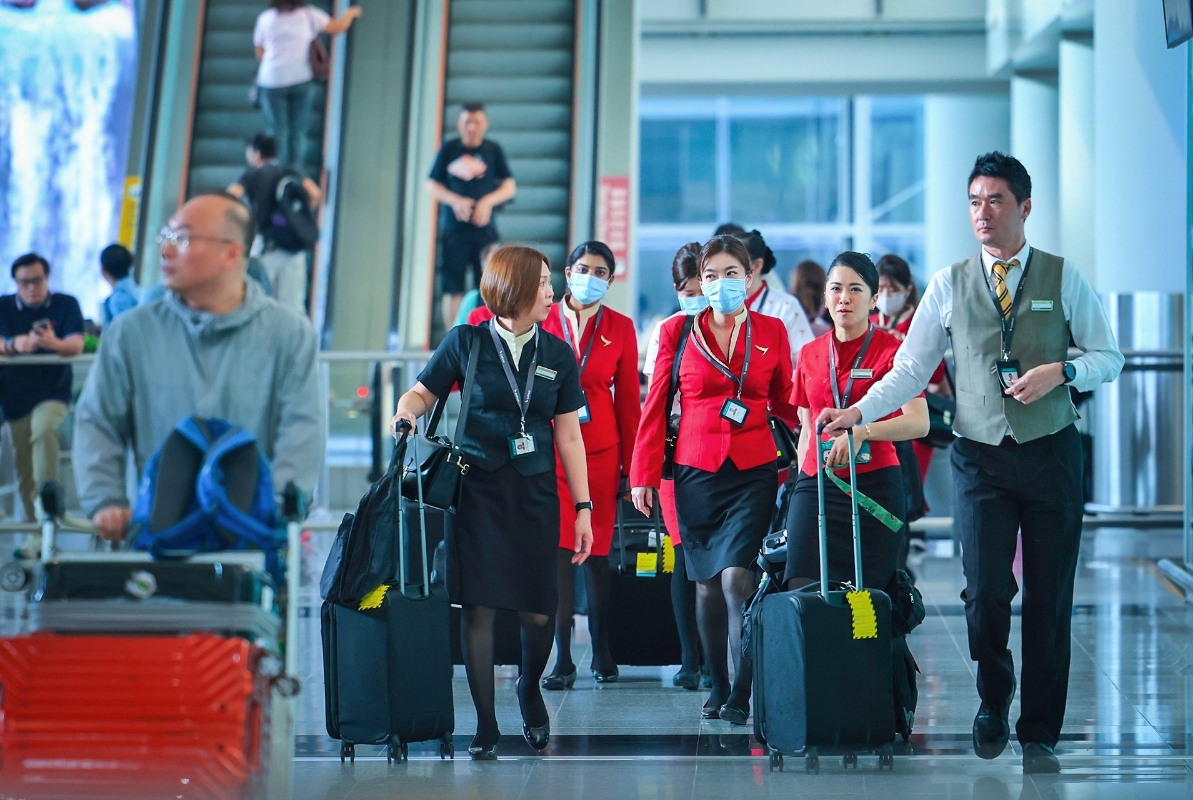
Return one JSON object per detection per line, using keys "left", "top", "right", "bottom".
{"left": 871, "top": 235, "right": 927, "bottom": 291}
{"left": 636, "top": 247, "right": 688, "bottom": 326}
{"left": 639, "top": 119, "right": 717, "bottom": 224}
{"left": 728, "top": 114, "right": 839, "bottom": 224}
{"left": 870, "top": 98, "right": 924, "bottom": 224}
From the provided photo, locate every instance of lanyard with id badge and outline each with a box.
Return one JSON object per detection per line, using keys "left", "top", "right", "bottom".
{"left": 690, "top": 313, "right": 753, "bottom": 426}
{"left": 558, "top": 303, "right": 604, "bottom": 424}
{"left": 981, "top": 251, "right": 1033, "bottom": 394}
{"left": 824, "top": 325, "right": 875, "bottom": 464}
{"left": 489, "top": 319, "right": 546, "bottom": 459}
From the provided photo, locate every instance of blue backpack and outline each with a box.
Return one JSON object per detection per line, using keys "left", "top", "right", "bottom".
{"left": 132, "top": 418, "right": 281, "bottom": 579}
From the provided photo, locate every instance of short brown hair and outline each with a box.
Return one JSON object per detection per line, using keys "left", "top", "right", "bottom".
{"left": 480, "top": 245, "right": 547, "bottom": 318}
{"left": 699, "top": 234, "right": 751, "bottom": 274}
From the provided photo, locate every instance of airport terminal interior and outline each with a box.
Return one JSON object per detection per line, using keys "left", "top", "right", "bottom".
{"left": 1, "top": 0, "right": 1192, "bottom": 797}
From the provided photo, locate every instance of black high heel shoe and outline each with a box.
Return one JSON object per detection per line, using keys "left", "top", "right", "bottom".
{"left": 591, "top": 666, "right": 619, "bottom": 684}
{"left": 468, "top": 733, "right": 499, "bottom": 761}
{"left": 516, "top": 677, "right": 550, "bottom": 751}
{"left": 672, "top": 669, "right": 700, "bottom": 690}
{"left": 541, "top": 666, "right": 577, "bottom": 691}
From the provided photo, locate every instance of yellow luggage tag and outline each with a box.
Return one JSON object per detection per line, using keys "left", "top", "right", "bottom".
{"left": 358, "top": 584, "right": 389, "bottom": 611}
{"left": 636, "top": 552, "right": 658, "bottom": 577}
{"left": 846, "top": 590, "right": 878, "bottom": 640}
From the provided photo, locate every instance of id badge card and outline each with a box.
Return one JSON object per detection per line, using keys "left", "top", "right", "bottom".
{"left": 509, "top": 433, "right": 537, "bottom": 458}
{"left": 577, "top": 392, "right": 591, "bottom": 424}
{"left": 820, "top": 437, "right": 871, "bottom": 464}
{"left": 996, "top": 359, "right": 1021, "bottom": 391}
{"left": 720, "top": 398, "right": 749, "bottom": 426}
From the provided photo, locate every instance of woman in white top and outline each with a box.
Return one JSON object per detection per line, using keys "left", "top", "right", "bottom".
{"left": 253, "top": 1, "right": 361, "bottom": 168}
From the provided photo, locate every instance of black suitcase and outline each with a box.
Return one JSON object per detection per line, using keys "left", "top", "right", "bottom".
{"left": 607, "top": 497, "right": 682, "bottom": 667}
{"left": 36, "top": 560, "right": 272, "bottom": 605}
{"left": 321, "top": 428, "right": 455, "bottom": 763}
{"left": 752, "top": 428, "right": 896, "bottom": 774}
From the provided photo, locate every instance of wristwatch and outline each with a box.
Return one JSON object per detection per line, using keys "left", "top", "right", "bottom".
{"left": 1061, "top": 361, "right": 1076, "bottom": 384}
{"left": 575, "top": 501, "right": 594, "bottom": 514}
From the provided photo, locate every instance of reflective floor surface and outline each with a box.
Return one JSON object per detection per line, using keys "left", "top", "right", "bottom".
{"left": 287, "top": 528, "right": 1193, "bottom": 799}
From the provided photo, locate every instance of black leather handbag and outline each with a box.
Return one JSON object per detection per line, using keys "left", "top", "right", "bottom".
{"left": 401, "top": 334, "right": 480, "bottom": 513}
{"left": 770, "top": 417, "right": 799, "bottom": 469}
{"left": 917, "top": 367, "right": 956, "bottom": 450}
{"left": 661, "top": 316, "right": 694, "bottom": 481}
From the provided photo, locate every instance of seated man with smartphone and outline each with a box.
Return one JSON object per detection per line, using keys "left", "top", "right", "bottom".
{"left": 0, "top": 253, "right": 85, "bottom": 524}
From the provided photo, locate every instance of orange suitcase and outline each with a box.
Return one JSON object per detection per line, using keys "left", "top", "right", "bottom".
{"left": 0, "top": 632, "right": 271, "bottom": 799}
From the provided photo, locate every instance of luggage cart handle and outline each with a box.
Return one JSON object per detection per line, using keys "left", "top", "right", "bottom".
{"left": 814, "top": 422, "right": 865, "bottom": 599}
{"left": 393, "top": 419, "right": 431, "bottom": 599}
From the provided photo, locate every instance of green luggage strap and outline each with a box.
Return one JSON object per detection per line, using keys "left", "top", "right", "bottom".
{"left": 823, "top": 469, "right": 904, "bottom": 533}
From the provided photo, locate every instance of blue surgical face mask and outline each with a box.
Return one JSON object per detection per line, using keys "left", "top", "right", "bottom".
{"left": 567, "top": 272, "right": 609, "bottom": 305}
{"left": 678, "top": 294, "right": 709, "bottom": 315}
{"left": 701, "top": 277, "right": 748, "bottom": 314}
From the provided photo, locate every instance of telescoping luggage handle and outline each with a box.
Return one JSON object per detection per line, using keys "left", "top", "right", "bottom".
{"left": 394, "top": 419, "right": 432, "bottom": 598}
{"left": 815, "top": 422, "right": 864, "bottom": 599}
{"left": 614, "top": 491, "right": 666, "bottom": 577}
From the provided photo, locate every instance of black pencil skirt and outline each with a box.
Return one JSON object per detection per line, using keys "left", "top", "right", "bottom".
{"left": 445, "top": 462, "right": 559, "bottom": 615}
{"left": 673, "top": 460, "right": 778, "bottom": 582}
{"left": 783, "top": 466, "right": 906, "bottom": 592}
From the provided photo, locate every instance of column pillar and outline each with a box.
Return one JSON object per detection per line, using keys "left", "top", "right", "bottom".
{"left": 1093, "top": 0, "right": 1187, "bottom": 294}
{"left": 923, "top": 94, "right": 1010, "bottom": 277}
{"left": 1010, "top": 73, "right": 1059, "bottom": 254}
{"left": 1058, "top": 36, "right": 1095, "bottom": 283}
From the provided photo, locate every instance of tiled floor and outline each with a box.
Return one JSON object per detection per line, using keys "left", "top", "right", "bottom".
{"left": 286, "top": 527, "right": 1193, "bottom": 799}
{"left": 3, "top": 527, "right": 1192, "bottom": 798}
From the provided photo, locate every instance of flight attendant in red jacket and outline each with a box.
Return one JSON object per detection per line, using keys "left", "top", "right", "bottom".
{"left": 631, "top": 235, "right": 798, "bottom": 725}
{"left": 536, "top": 241, "right": 641, "bottom": 689}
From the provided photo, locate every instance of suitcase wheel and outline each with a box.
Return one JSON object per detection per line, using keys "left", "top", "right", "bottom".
{"left": 387, "top": 742, "right": 409, "bottom": 764}
{"left": 440, "top": 735, "right": 455, "bottom": 760}
{"left": 843, "top": 752, "right": 858, "bottom": 769}
{"left": 340, "top": 742, "right": 355, "bottom": 763}
{"left": 804, "top": 749, "right": 818, "bottom": 774}
{"left": 879, "top": 743, "right": 894, "bottom": 771}
{"left": 768, "top": 752, "right": 782, "bottom": 772}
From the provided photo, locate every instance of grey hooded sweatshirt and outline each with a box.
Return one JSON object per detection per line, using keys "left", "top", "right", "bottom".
{"left": 73, "top": 279, "right": 325, "bottom": 517}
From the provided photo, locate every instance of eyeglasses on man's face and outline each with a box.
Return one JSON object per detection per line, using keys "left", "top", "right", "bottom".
{"left": 157, "top": 227, "right": 236, "bottom": 251}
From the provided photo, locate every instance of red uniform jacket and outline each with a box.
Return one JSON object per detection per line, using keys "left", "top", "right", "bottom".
{"left": 631, "top": 309, "right": 798, "bottom": 488}
{"left": 541, "top": 301, "right": 641, "bottom": 473}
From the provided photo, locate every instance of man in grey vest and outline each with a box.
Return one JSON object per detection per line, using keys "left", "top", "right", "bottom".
{"left": 818, "top": 152, "right": 1123, "bottom": 773}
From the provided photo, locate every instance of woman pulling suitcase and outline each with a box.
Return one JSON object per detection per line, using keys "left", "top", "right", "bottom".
{"left": 539, "top": 241, "right": 641, "bottom": 689}
{"left": 391, "top": 245, "right": 594, "bottom": 760}
{"left": 631, "top": 235, "right": 799, "bottom": 724}
{"left": 784, "top": 252, "right": 929, "bottom": 593}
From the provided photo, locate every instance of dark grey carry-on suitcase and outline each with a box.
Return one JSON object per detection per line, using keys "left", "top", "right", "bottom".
{"left": 751, "top": 427, "right": 896, "bottom": 774}
{"left": 322, "top": 427, "right": 455, "bottom": 763}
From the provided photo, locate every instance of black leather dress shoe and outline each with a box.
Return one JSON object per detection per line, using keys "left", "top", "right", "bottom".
{"left": 972, "top": 703, "right": 1010, "bottom": 759}
{"left": 541, "top": 667, "right": 577, "bottom": 691}
{"left": 1022, "top": 742, "right": 1060, "bottom": 773}
{"left": 701, "top": 698, "right": 722, "bottom": 720}
{"left": 522, "top": 721, "right": 550, "bottom": 751}
{"left": 672, "top": 669, "right": 700, "bottom": 690}
{"left": 717, "top": 703, "right": 749, "bottom": 726}
{"left": 468, "top": 743, "right": 498, "bottom": 761}
{"left": 592, "top": 667, "right": 619, "bottom": 684}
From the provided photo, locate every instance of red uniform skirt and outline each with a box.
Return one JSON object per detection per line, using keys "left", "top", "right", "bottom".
{"left": 557, "top": 444, "right": 621, "bottom": 557}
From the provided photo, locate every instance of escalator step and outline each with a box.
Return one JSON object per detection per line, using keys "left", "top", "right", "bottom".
{"left": 485, "top": 131, "right": 570, "bottom": 159}
{"left": 200, "top": 57, "right": 259, "bottom": 84}
{"left": 450, "top": 0, "right": 573, "bottom": 24}
{"left": 508, "top": 186, "right": 570, "bottom": 214}
{"left": 447, "top": 76, "right": 571, "bottom": 105}
{"left": 442, "top": 102, "right": 571, "bottom": 131}
{"left": 450, "top": 23, "right": 573, "bottom": 50}
{"left": 506, "top": 158, "right": 570, "bottom": 186}
{"left": 447, "top": 49, "right": 573, "bottom": 78}
{"left": 495, "top": 214, "right": 569, "bottom": 243}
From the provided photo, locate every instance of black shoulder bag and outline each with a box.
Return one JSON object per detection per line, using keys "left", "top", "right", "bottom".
{"left": 401, "top": 332, "right": 481, "bottom": 513}
{"left": 661, "top": 316, "right": 694, "bottom": 481}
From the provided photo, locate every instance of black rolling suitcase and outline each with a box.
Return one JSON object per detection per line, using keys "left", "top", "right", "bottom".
{"left": 607, "top": 496, "right": 682, "bottom": 666}
{"left": 321, "top": 428, "right": 455, "bottom": 763}
{"left": 752, "top": 428, "right": 896, "bottom": 774}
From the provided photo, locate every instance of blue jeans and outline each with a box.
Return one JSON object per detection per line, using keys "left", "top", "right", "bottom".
{"left": 258, "top": 81, "right": 316, "bottom": 168}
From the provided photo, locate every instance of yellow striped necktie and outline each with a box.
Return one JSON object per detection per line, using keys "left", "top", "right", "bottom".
{"left": 990, "top": 259, "right": 1019, "bottom": 318}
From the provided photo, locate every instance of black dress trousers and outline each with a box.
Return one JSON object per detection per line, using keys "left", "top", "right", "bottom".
{"left": 951, "top": 423, "right": 1084, "bottom": 748}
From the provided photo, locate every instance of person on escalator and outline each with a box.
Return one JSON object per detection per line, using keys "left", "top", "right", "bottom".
{"left": 428, "top": 102, "right": 517, "bottom": 330}
{"left": 252, "top": 0, "right": 361, "bottom": 170}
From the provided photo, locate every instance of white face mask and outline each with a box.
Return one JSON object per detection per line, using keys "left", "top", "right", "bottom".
{"left": 875, "top": 291, "right": 908, "bottom": 318}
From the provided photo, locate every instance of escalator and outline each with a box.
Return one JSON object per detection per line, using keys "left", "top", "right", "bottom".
{"left": 442, "top": 0, "right": 576, "bottom": 273}
{"left": 184, "top": 0, "right": 332, "bottom": 197}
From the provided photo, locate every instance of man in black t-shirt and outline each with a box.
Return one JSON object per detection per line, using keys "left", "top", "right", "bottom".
{"left": 228, "top": 133, "right": 322, "bottom": 314}
{"left": 427, "top": 102, "right": 516, "bottom": 327}
{"left": 0, "top": 253, "right": 85, "bottom": 523}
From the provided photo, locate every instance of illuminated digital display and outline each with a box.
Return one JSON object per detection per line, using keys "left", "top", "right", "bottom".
{"left": 0, "top": 0, "right": 138, "bottom": 319}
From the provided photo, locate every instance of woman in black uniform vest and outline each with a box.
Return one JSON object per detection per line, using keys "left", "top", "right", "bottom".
{"left": 392, "top": 245, "right": 594, "bottom": 760}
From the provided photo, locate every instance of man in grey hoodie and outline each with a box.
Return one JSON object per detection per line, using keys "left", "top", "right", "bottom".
{"left": 73, "top": 192, "right": 325, "bottom": 542}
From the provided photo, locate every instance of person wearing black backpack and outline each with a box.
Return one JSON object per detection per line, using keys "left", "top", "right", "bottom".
{"left": 228, "top": 133, "right": 322, "bottom": 314}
